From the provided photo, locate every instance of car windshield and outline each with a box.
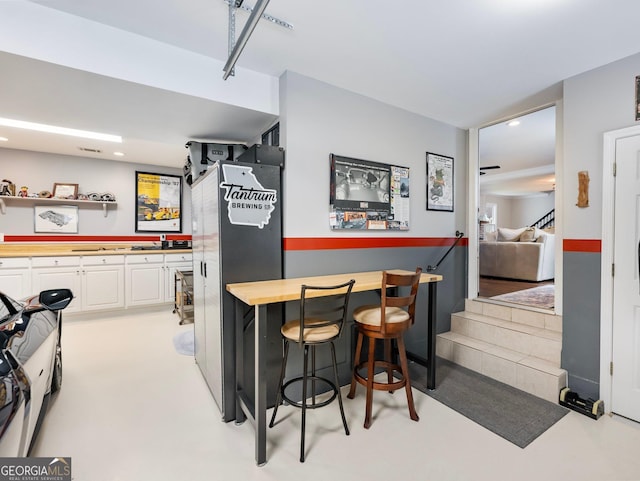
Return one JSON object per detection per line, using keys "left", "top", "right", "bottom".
{"left": 0, "top": 293, "right": 21, "bottom": 323}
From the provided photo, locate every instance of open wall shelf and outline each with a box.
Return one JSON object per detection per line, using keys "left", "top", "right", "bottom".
{"left": 0, "top": 196, "right": 117, "bottom": 217}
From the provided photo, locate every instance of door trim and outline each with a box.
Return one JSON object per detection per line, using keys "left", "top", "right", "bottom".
{"left": 468, "top": 102, "right": 563, "bottom": 313}
{"left": 600, "top": 124, "right": 640, "bottom": 410}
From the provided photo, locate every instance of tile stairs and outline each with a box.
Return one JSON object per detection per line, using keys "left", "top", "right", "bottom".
{"left": 436, "top": 299, "right": 566, "bottom": 403}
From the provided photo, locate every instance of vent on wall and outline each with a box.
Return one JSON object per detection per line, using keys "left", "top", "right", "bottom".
{"left": 78, "top": 147, "right": 102, "bottom": 153}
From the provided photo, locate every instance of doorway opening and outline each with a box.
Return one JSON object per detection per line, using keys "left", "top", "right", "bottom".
{"left": 477, "top": 106, "right": 556, "bottom": 311}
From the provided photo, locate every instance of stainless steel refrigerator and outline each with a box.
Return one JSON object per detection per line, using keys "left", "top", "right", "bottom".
{"left": 191, "top": 150, "right": 284, "bottom": 422}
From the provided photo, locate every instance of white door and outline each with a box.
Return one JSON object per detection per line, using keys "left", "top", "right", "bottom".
{"left": 612, "top": 133, "right": 640, "bottom": 422}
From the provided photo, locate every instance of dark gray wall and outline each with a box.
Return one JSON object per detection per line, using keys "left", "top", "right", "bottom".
{"left": 562, "top": 252, "right": 601, "bottom": 399}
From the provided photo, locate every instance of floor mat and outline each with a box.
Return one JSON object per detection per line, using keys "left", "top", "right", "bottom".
{"left": 490, "top": 284, "right": 554, "bottom": 309}
{"left": 410, "top": 358, "right": 568, "bottom": 448}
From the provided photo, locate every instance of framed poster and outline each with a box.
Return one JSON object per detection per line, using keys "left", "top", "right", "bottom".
{"left": 135, "top": 171, "right": 182, "bottom": 233}
{"left": 426, "top": 152, "right": 454, "bottom": 212}
{"left": 636, "top": 75, "right": 640, "bottom": 121}
{"left": 329, "top": 154, "right": 409, "bottom": 230}
{"left": 34, "top": 205, "right": 79, "bottom": 233}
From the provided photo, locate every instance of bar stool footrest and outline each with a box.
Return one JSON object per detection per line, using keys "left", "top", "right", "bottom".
{"left": 353, "top": 360, "right": 407, "bottom": 392}
{"left": 281, "top": 376, "right": 339, "bottom": 409}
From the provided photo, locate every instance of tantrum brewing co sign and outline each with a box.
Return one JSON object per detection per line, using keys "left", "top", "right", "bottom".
{"left": 220, "top": 164, "right": 277, "bottom": 229}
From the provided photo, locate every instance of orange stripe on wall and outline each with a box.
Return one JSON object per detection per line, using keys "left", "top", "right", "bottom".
{"left": 284, "top": 237, "right": 468, "bottom": 251}
{"left": 563, "top": 239, "right": 601, "bottom": 253}
{"left": 4, "top": 235, "right": 192, "bottom": 243}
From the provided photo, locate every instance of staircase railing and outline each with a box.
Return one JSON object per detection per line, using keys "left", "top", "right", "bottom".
{"left": 530, "top": 209, "right": 555, "bottom": 230}
{"left": 426, "top": 231, "right": 464, "bottom": 272}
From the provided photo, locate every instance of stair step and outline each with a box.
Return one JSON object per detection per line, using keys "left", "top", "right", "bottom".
{"left": 437, "top": 298, "right": 567, "bottom": 404}
{"left": 451, "top": 311, "right": 561, "bottom": 365}
{"left": 437, "top": 331, "right": 567, "bottom": 404}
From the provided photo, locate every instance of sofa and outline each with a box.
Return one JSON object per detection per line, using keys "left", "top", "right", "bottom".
{"left": 479, "top": 227, "right": 555, "bottom": 282}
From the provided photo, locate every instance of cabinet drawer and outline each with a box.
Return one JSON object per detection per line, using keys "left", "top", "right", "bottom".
{"left": 126, "top": 254, "right": 164, "bottom": 264}
{"left": 82, "top": 255, "right": 125, "bottom": 266}
{"left": 0, "top": 258, "right": 30, "bottom": 269}
{"left": 32, "top": 256, "right": 81, "bottom": 268}
{"left": 165, "top": 253, "right": 193, "bottom": 263}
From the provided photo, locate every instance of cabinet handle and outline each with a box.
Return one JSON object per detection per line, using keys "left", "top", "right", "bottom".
{"left": 204, "top": 262, "right": 207, "bottom": 278}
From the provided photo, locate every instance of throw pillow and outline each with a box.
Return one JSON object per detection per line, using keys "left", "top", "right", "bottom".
{"left": 497, "top": 227, "right": 525, "bottom": 242}
{"left": 519, "top": 227, "right": 536, "bottom": 242}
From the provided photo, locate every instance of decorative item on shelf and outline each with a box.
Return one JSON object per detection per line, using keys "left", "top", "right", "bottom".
{"left": 0, "top": 179, "right": 15, "bottom": 196}
{"left": 86, "top": 192, "right": 116, "bottom": 202}
{"left": 77, "top": 193, "right": 89, "bottom": 200}
{"left": 38, "top": 190, "right": 52, "bottom": 198}
{"left": 52, "top": 182, "right": 78, "bottom": 200}
{"left": 18, "top": 186, "right": 28, "bottom": 197}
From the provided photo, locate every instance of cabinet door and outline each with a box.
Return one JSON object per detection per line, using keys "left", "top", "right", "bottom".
{"left": 32, "top": 268, "right": 82, "bottom": 313}
{"left": 125, "top": 255, "right": 165, "bottom": 307}
{"left": 82, "top": 265, "right": 125, "bottom": 311}
{"left": 0, "top": 258, "right": 31, "bottom": 299}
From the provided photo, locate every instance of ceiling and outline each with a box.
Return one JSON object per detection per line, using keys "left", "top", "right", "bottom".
{"left": 479, "top": 106, "right": 556, "bottom": 197}
{"left": 2, "top": 0, "right": 640, "bottom": 175}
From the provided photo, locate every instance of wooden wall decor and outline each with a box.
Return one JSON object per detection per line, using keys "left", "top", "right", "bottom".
{"left": 576, "top": 170, "right": 590, "bottom": 208}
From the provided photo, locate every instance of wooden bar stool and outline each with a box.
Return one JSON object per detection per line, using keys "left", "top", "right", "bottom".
{"left": 348, "top": 268, "right": 422, "bottom": 429}
{"left": 269, "top": 279, "right": 355, "bottom": 462}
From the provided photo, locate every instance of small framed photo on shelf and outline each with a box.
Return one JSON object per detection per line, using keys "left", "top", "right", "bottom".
{"left": 52, "top": 183, "right": 79, "bottom": 200}
{"left": 34, "top": 205, "right": 79, "bottom": 233}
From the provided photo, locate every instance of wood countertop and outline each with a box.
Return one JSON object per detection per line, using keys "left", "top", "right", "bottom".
{"left": 0, "top": 243, "right": 192, "bottom": 258}
{"left": 226, "top": 270, "right": 442, "bottom": 306}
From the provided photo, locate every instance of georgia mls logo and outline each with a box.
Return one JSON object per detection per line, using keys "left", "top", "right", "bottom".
{"left": 220, "top": 164, "right": 277, "bottom": 229}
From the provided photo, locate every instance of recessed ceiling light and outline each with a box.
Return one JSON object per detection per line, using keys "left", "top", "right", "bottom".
{"left": 0, "top": 117, "right": 122, "bottom": 143}
{"left": 0, "top": 136, "right": 7, "bottom": 142}
{"left": 507, "top": 120, "right": 521, "bottom": 127}
{"left": 113, "top": 152, "right": 125, "bottom": 157}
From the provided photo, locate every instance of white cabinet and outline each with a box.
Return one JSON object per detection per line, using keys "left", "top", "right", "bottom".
{"left": 32, "top": 257, "right": 82, "bottom": 313}
{"left": 0, "top": 257, "right": 31, "bottom": 299}
{"left": 81, "top": 255, "right": 125, "bottom": 311}
{"left": 125, "top": 254, "right": 165, "bottom": 307}
{"left": 3, "top": 251, "right": 192, "bottom": 312}
{"left": 164, "top": 252, "right": 192, "bottom": 302}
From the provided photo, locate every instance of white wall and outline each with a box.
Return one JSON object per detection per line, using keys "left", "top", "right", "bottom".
{"left": 510, "top": 192, "right": 555, "bottom": 227}
{"left": 481, "top": 192, "right": 554, "bottom": 229}
{"left": 563, "top": 52, "right": 640, "bottom": 238}
{"left": 0, "top": 148, "right": 190, "bottom": 237}
{"left": 279, "top": 71, "right": 467, "bottom": 238}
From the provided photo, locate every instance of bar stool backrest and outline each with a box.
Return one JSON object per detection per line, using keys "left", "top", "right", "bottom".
{"left": 297, "top": 280, "right": 356, "bottom": 345}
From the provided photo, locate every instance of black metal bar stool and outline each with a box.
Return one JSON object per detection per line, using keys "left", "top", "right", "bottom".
{"left": 269, "top": 279, "right": 355, "bottom": 462}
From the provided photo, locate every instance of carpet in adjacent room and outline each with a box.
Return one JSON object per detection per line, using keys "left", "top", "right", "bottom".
{"left": 490, "top": 284, "right": 555, "bottom": 310}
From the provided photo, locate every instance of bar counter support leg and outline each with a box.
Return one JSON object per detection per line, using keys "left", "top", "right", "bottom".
{"left": 427, "top": 282, "right": 438, "bottom": 390}
{"left": 255, "top": 304, "right": 268, "bottom": 466}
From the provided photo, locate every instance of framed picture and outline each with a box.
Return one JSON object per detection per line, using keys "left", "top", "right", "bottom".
{"left": 135, "top": 171, "right": 182, "bottom": 233}
{"left": 426, "top": 152, "right": 454, "bottom": 212}
{"left": 329, "top": 154, "right": 410, "bottom": 230}
{"left": 52, "top": 183, "right": 78, "bottom": 199}
{"left": 34, "top": 205, "right": 79, "bottom": 233}
{"left": 636, "top": 75, "right": 640, "bottom": 121}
